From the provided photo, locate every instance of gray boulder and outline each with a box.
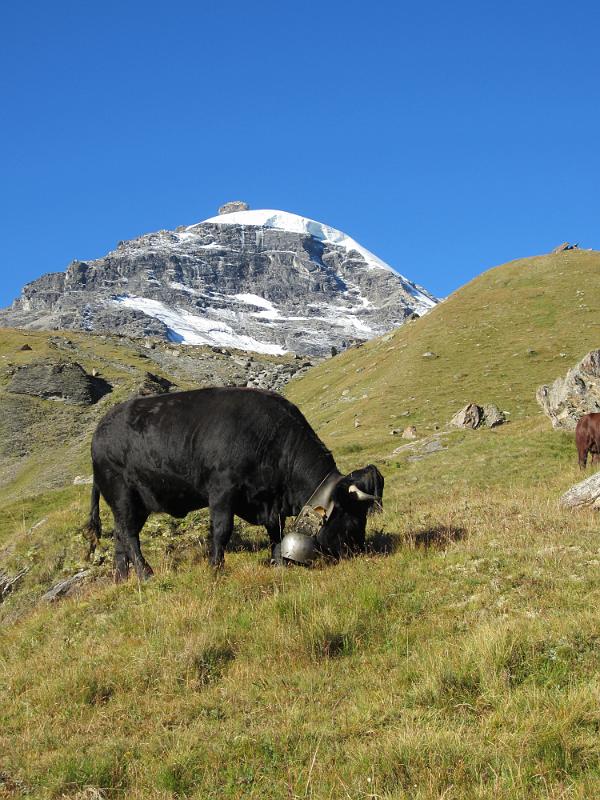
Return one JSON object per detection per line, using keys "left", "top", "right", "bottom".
{"left": 551, "top": 242, "right": 579, "bottom": 253}
{"left": 482, "top": 404, "right": 506, "bottom": 428}
{"left": 536, "top": 350, "right": 600, "bottom": 430}
{"left": 450, "top": 403, "right": 483, "bottom": 429}
{"left": 41, "top": 570, "right": 90, "bottom": 602}
{"left": 560, "top": 470, "right": 600, "bottom": 510}
{"left": 7, "top": 361, "right": 112, "bottom": 405}
{"left": 137, "top": 371, "right": 176, "bottom": 396}
{"left": 450, "top": 403, "right": 506, "bottom": 429}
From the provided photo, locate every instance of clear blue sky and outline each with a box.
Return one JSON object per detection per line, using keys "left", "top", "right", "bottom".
{"left": 1, "top": 0, "right": 599, "bottom": 308}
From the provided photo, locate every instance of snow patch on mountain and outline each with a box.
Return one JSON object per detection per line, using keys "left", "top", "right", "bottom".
{"left": 112, "top": 296, "right": 286, "bottom": 354}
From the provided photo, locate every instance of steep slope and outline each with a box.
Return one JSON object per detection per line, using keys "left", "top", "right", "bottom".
{"left": 287, "top": 248, "right": 600, "bottom": 457}
{"left": 0, "top": 207, "right": 437, "bottom": 355}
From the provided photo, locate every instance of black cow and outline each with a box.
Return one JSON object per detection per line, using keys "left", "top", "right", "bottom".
{"left": 86, "top": 387, "right": 384, "bottom": 581}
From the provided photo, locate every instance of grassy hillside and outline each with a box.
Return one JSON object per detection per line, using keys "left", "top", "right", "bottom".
{"left": 1, "top": 250, "right": 600, "bottom": 799}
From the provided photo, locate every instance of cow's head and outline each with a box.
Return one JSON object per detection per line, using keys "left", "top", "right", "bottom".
{"left": 315, "top": 464, "right": 384, "bottom": 558}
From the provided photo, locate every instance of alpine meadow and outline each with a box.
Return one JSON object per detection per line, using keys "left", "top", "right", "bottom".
{"left": 1, "top": 247, "right": 600, "bottom": 800}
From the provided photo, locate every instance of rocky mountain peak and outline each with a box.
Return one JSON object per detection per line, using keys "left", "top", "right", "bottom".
{"left": 0, "top": 207, "right": 438, "bottom": 356}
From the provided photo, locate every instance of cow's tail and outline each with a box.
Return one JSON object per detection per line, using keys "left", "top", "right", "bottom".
{"left": 84, "top": 482, "right": 102, "bottom": 560}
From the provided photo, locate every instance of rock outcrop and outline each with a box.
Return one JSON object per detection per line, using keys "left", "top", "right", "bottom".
{"left": 551, "top": 242, "right": 579, "bottom": 254}
{"left": 0, "top": 206, "right": 438, "bottom": 356}
{"left": 7, "top": 361, "right": 112, "bottom": 405}
{"left": 218, "top": 200, "right": 250, "bottom": 215}
{"left": 537, "top": 350, "right": 600, "bottom": 430}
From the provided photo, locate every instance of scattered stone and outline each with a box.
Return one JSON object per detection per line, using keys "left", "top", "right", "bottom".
{"left": 47, "top": 336, "right": 75, "bottom": 350}
{"left": 552, "top": 242, "right": 579, "bottom": 253}
{"left": 482, "top": 404, "right": 507, "bottom": 428}
{"left": 560, "top": 471, "right": 600, "bottom": 510}
{"left": 422, "top": 351, "right": 438, "bottom": 359}
{"left": 402, "top": 425, "right": 418, "bottom": 440}
{"left": 7, "top": 361, "right": 112, "bottom": 405}
{"left": 137, "top": 371, "right": 176, "bottom": 396}
{"left": 41, "top": 569, "right": 90, "bottom": 602}
{"left": 537, "top": 349, "right": 600, "bottom": 430}
{"left": 450, "top": 403, "right": 483, "bottom": 429}
{"left": 0, "top": 568, "right": 28, "bottom": 602}
{"left": 354, "top": 416, "right": 361, "bottom": 428}
{"left": 421, "top": 439, "right": 445, "bottom": 454}
{"left": 73, "top": 475, "right": 94, "bottom": 485}
{"left": 390, "top": 429, "right": 401, "bottom": 436}
{"left": 450, "top": 403, "right": 506, "bottom": 429}
{"left": 218, "top": 200, "right": 250, "bottom": 215}
{"left": 19, "top": 343, "right": 32, "bottom": 351}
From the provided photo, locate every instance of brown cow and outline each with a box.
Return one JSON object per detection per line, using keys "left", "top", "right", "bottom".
{"left": 575, "top": 413, "right": 600, "bottom": 469}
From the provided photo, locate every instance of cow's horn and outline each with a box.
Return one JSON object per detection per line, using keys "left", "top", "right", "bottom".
{"left": 348, "top": 484, "right": 378, "bottom": 502}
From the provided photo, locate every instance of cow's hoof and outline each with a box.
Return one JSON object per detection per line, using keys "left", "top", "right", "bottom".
{"left": 270, "top": 543, "right": 284, "bottom": 566}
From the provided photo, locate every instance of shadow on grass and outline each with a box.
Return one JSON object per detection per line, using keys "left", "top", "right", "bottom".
{"left": 366, "top": 526, "right": 466, "bottom": 555}
{"left": 409, "top": 525, "right": 466, "bottom": 548}
{"left": 366, "top": 531, "right": 402, "bottom": 555}
{"left": 227, "top": 529, "right": 270, "bottom": 553}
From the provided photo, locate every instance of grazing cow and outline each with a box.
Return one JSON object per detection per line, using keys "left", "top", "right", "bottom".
{"left": 575, "top": 413, "right": 600, "bottom": 469}
{"left": 86, "top": 387, "right": 384, "bottom": 581}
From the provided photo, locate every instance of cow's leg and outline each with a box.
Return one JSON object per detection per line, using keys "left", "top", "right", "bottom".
{"left": 266, "top": 516, "right": 285, "bottom": 565}
{"left": 579, "top": 446, "right": 588, "bottom": 469}
{"left": 113, "top": 531, "right": 131, "bottom": 583}
{"left": 124, "top": 528, "right": 153, "bottom": 581}
{"left": 592, "top": 452, "right": 600, "bottom": 465}
{"left": 208, "top": 499, "right": 234, "bottom": 568}
{"left": 112, "top": 492, "right": 151, "bottom": 581}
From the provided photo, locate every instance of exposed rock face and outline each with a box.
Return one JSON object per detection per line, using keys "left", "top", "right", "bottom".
{"left": 7, "top": 361, "right": 112, "bottom": 405}
{"left": 450, "top": 403, "right": 506, "bottom": 429}
{"left": 560, "top": 470, "right": 600, "bottom": 510}
{"left": 537, "top": 350, "right": 600, "bottom": 430}
{"left": 0, "top": 207, "right": 438, "bottom": 356}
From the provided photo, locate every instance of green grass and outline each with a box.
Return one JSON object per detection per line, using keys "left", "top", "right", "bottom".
{"left": 1, "top": 250, "right": 600, "bottom": 798}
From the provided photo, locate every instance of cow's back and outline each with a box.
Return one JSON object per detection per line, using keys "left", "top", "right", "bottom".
{"left": 91, "top": 387, "right": 334, "bottom": 518}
